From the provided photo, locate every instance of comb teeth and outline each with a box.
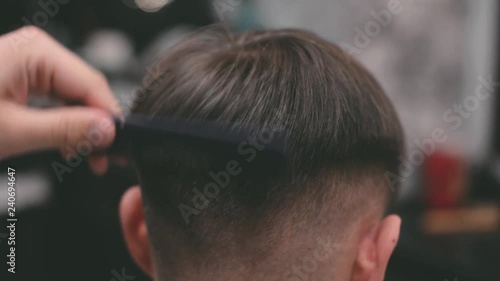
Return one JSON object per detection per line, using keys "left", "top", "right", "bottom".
{"left": 106, "top": 115, "right": 289, "bottom": 159}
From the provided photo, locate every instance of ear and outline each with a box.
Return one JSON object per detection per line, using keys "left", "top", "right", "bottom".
{"left": 119, "top": 185, "right": 154, "bottom": 276}
{"left": 351, "top": 215, "right": 401, "bottom": 281}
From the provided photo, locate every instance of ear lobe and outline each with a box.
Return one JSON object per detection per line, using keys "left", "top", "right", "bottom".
{"left": 351, "top": 215, "right": 401, "bottom": 281}
{"left": 119, "top": 186, "right": 154, "bottom": 276}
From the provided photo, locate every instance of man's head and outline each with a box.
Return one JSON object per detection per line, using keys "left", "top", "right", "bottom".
{"left": 119, "top": 26, "right": 404, "bottom": 281}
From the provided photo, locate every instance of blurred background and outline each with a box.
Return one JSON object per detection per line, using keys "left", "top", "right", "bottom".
{"left": 0, "top": 0, "right": 499, "bottom": 280}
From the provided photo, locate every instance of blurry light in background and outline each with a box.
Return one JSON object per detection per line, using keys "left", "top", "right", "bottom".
{"left": 80, "top": 30, "right": 134, "bottom": 73}
{"left": 135, "top": 0, "right": 173, "bottom": 13}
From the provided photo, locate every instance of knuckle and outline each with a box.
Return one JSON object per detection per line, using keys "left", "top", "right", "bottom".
{"left": 52, "top": 116, "right": 70, "bottom": 148}
{"left": 24, "top": 27, "right": 55, "bottom": 49}
{"left": 94, "top": 71, "right": 109, "bottom": 87}
{"left": 17, "top": 25, "right": 46, "bottom": 40}
{"left": 10, "top": 26, "right": 51, "bottom": 54}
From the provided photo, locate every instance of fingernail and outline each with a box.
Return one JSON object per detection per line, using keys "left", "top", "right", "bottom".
{"left": 88, "top": 117, "right": 115, "bottom": 148}
{"left": 111, "top": 101, "right": 123, "bottom": 115}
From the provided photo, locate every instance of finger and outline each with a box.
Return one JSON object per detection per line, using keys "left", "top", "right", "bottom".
{"left": 12, "top": 26, "right": 121, "bottom": 114}
{"left": 88, "top": 154, "right": 109, "bottom": 175}
{"left": 1, "top": 103, "right": 115, "bottom": 158}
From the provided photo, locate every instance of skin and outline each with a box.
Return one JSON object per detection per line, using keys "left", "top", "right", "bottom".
{"left": 0, "top": 26, "right": 121, "bottom": 173}
{"left": 120, "top": 185, "right": 401, "bottom": 281}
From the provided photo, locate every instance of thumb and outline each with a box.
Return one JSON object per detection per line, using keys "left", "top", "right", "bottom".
{"left": 0, "top": 104, "right": 115, "bottom": 159}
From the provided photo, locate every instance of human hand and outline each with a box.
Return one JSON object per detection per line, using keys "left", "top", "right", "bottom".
{"left": 0, "top": 26, "right": 121, "bottom": 174}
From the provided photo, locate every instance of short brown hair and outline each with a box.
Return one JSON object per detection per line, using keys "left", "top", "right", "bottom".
{"left": 131, "top": 26, "right": 403, "bottom": 279}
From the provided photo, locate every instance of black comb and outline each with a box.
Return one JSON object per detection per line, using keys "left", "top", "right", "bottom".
{"left": 107, "top": 115, "right": 288, "bottom": 160}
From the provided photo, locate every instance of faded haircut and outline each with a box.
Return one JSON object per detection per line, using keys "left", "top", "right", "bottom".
{"left": 131, "top": 26, "right": 403, "bottom": 279}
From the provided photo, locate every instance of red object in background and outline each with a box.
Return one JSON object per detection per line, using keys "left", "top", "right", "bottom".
{"left": 423, "top": 151, "right": 467, "bottom": 208}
